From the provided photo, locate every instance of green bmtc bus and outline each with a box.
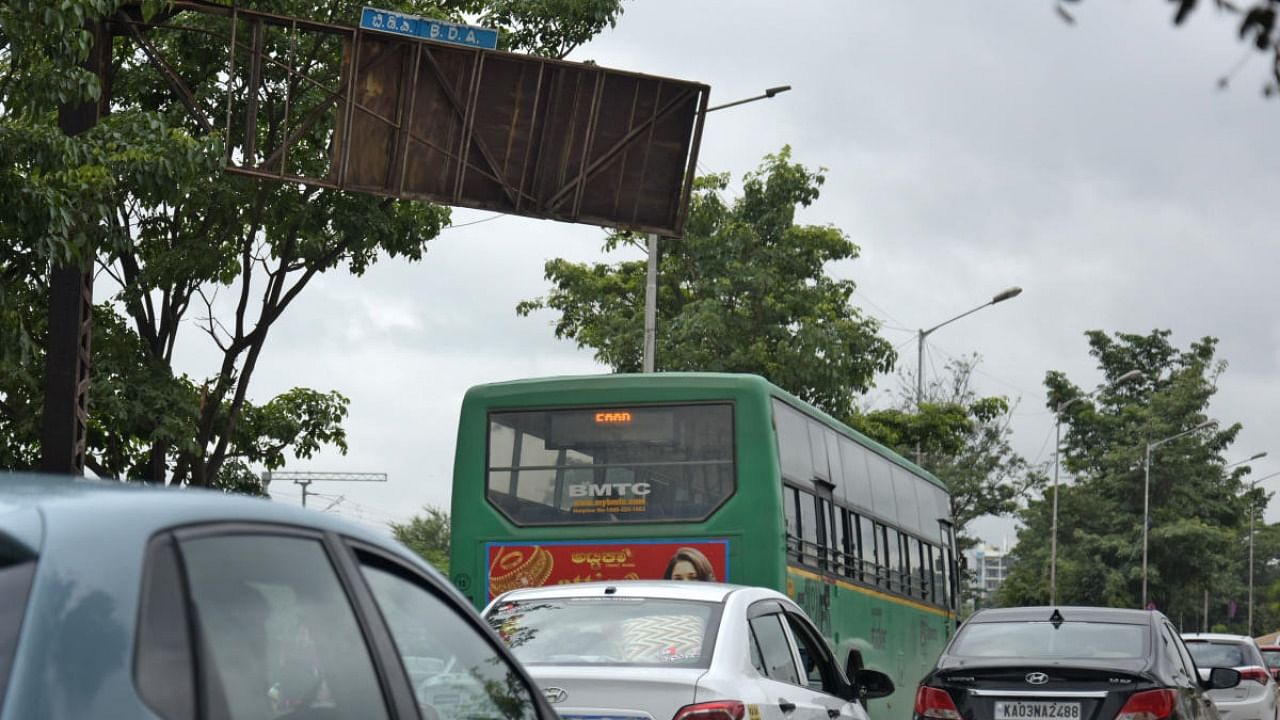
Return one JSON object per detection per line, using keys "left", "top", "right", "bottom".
{"left": 449, "top": 373, "right": 957, "bottom": 720}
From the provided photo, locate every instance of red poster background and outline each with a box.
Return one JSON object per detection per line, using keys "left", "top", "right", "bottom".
{"left": 485, "top": 540, "right": 729, "bottom": 599}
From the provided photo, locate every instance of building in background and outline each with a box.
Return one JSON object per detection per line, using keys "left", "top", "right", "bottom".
{"left": 966, "top": 541, "right": 1012, "bottom": 611}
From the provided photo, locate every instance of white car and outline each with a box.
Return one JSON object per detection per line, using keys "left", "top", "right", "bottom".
{"left": 1183, "top": 633, "right": 1279, "bottom": 720}
{"left": 483, "top": 581, "right": 894, "bottom": 720}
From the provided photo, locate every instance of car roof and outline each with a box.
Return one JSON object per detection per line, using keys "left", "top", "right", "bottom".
{"left": 1181, "top": 633, "right": 1257, "bottom": 643}
{"left": 0, "top": 472, "right": 403, "bottom": 553}
{"left": 489, "top": 579, "right": 772, "bottom": 605}
{"left": 966, "top": 606, "right": 1155, "bottom": 624}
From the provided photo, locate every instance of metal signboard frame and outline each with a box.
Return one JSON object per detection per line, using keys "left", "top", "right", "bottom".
{"left": 199, "top": 1, "right": 708, "bottom": 237}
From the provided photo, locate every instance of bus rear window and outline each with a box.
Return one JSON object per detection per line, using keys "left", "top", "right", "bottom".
{"left": 486, "top": 404, "right": 735, "bottom": 525}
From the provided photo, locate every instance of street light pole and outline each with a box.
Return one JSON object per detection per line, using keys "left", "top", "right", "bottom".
{"left": 1050, "top": 369, "right": 1142, "bottom": 606}
{"left": 914, "top": 287, "right": 1022, "bottom": 463}
{"left": 1248, "top": 469, "right": 1280, "bottom": 636}
{"left": 1142, "top": 419, "right": 1217, "bottom": 608}
{"left": 642, "top": 86, "right": 794, "bottom": 374}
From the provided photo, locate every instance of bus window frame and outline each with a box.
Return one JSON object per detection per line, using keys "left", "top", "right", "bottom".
{"left": 483, "top": 400, "right": 739, "bottom": 528}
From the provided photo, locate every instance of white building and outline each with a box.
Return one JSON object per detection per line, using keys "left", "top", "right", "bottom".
{"left": 967, "top": 541, "right": 1012, "bottom": 608}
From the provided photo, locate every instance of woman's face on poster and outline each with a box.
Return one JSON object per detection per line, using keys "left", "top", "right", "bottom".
{"left": 669, "top": 559, "right": 699, "bottom": 581}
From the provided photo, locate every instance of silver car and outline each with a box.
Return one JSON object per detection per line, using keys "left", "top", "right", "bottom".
{"left": 482, "top": 581, "right": 894, "bottom": 720}
{"left": 1182, "top": 633, "right": 1279, "bottom": 720}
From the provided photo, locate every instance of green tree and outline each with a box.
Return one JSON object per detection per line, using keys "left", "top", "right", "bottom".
{"left": 517, "top": 147, "right": 896, "bottom": 419}
{"left": 851, "top": 355, "right": 1041, "bottom": 551}
{"left": 391, "top": 505, "right": 451, "bottom": 572}
{"left": 0, "top": 0, "right": 624, "bottom": 486}
{"left": 998, "top": 330, "right": 1247, "bottom": 621}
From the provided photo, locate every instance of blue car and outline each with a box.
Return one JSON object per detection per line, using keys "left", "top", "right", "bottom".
{"left": 0, "top": 474, "right": 558, "bottom": 720}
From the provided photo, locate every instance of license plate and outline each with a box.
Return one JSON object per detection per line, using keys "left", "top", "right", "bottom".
{"left": 994, "top": 702, "right": 1081, "bottom": 720}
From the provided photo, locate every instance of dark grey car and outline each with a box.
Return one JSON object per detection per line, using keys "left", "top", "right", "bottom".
{"left": 0, "top": 473, "right": 559, "bottom": 720}
{"left": 913, "top": 607, "right": 1240, "bottom": 720}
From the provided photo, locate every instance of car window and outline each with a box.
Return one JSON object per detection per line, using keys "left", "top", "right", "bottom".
{"left": 1159, "top": 624, "right": 1194, "bottom": 683}
{"left": 784, "top": 612, "right": 838, "bottom": 694}
{"left": 179, "top": 533, "right": 390, "bottom": 720}
{"left": 950, "top": 621, "right": 1147, "bottom": 658}
{"left": 1262, "top": 650, "right": 1280, "bottom": 670}
{"left": 749, "top": 630, "right": 768, "bottom": 675}
{"left": 486, "top": 597, "right": 720, "bottom": 668}
{"left": 0, "top": 560, "right": 36, "bottom": 711}
{"left": 749, "top": 613, "right": 802, "bottom": 685}
{"left": 1185, "top": 641, "right": 1247, "bottom": 668}
{"left": 360, "top": 558, "right": 539, "bottom": 720}
{"left": 135, "top": 536, "right": 196, "bottom": 720}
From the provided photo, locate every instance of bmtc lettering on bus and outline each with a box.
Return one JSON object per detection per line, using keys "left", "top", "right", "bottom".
{"left": 567, "top": 482, "right": 651, "bottom": 497}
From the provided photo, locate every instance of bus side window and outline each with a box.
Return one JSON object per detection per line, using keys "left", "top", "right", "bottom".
{"left": 931, "top": 544, "right": 946, "bottom": 604}
{"left": 922, "top": 543, "right": 935, "bottom": 602}
{"left": 858, "top": 514, "right": 876, "bottom": 584}
{"left": 799, "top": 489, "right": 819, "bottom": 567}
{"left": 835, "top": 507, "right": 850, "bottom": 578}
{"left": 882, "top": 526, "right": 900, "bottom": 592}
{"left": 814, "top": 496, "right": 831, "bottom": 572}
{"left": 901, "top": 534, "right": 914, "bottom": 595}
{"left": 849, "top": 512, "right": 863, "bottom": 582}
{"left": 784, "top": 486, "right": 801, "bottom": 562}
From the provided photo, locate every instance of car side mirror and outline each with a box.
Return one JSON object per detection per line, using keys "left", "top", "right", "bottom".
{"left": 852, "top": 668, "right": 895, "bottom": 701}
{"left": 1205, "top": 667, "right": 1241, "bottom": 690}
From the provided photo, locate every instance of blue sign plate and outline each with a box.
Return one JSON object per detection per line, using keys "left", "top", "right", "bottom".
{"left": 360, "top": 7, "right": 498, "bottom": 50}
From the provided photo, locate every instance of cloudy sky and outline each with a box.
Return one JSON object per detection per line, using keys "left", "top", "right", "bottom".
{"left": 177, "top": 1, "right": 1280, "bottom": 541}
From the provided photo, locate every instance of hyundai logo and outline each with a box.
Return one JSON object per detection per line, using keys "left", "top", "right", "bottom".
{"left": 543, "top": 687, "right": 569, "bottom": 704}
{"left": 1026, "top": 672, "right": 1049, "bottom": 685}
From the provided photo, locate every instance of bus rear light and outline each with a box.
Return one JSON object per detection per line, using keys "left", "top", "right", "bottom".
{"left": 1239, "top": 666, "right": 1271, "bottom": 684}
{"left": 914, "top": 686, "right": 961, "bottom": 720}
{"left": 1115, "top": 689, "right": 1176, "bottom": 720}
{"left": 672, "top": 701, "right": 746, "bottom": 720}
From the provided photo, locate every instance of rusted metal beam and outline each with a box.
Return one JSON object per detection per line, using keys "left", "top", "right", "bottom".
{"left": 120, "top": 15, "right": 215, "bottom": 134}
{"left": 41, "top": 20, "right": 109, "bottom": 476}
{"left": 544, "top": 86, "right": 701, "bottom": 212}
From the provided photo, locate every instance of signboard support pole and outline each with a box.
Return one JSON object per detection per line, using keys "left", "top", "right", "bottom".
{"left": 643, "top": 233, "right": 658, "bottom": 372}
{"left": 40, "top": 19, "right": 109, "bottom": 476}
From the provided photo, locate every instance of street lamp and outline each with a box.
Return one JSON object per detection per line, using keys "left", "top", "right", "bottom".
{"left": 1227, "top": 452, "right": 1268, "bottom": 470}
{"left": 913, "top": 287, "right": 1022, "bottom": 463}
{"left": 1142, "top": 419, "right": 1218, "bottom": 608}
{"left": 643, "top": 85, "right": 793, "bottom": 373}
{"left": 1050, "top": 369, "right": 1143, "bottom": 606}
{"left": 1248, "top": 469, "right": 1280, "bottom": 636}
{"left": 914, "top": 285, "right": 1022, "bottom": 409}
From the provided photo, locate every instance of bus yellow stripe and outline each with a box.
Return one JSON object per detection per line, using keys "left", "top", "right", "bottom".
{"left": 788, "top": 566, "right": 956, "bottom": 619}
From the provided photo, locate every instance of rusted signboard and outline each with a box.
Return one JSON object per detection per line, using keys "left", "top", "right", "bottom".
{"left": 215, "top": 4, "right": 709, "bottom": 237}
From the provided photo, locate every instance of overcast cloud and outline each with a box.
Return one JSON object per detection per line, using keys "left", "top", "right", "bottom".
{"left": 173, "top": 1, "right": 1280, "bottom": 539}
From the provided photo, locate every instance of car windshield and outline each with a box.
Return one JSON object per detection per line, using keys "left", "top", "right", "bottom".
{"left": 1185, "top": 641, "right": 1248, "bottom": 668}
{"left": 949, "top": 621, "right": 1148, "bottom": 658}
{"left": 485, "top": 596, "right": 720, "bottom": 668}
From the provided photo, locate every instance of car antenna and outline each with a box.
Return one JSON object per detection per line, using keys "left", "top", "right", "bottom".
{"left": 604, "top": 586, "right": 617, "bottom": 595}
{"left": 1049, "top": 609, "right": 1064, "bottom": 629}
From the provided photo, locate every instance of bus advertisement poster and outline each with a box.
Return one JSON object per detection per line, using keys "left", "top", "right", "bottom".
{"left": 485, "top": 539, "right": 729, "bottom": 598}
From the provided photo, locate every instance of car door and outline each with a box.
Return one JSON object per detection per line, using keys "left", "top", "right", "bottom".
{"left": 780, "top": 610, "right": 860, "bottom": 720}
{"left": 133, "top": 524, "right": 554, "bottom": 720}
{"left": 1163, "top": 623, "right": 1218, "bottom": 720}
{"left": 347, "top": 540, "right": 550, "bottom": 720}
{"left": 746, "top": 603, "right": 857, "bottom": 720}
{"left": 133, "top": 525, "right": 417, "bottom": 719}
{"left": 749, "top": 606, "right": 812, "bottom": 720}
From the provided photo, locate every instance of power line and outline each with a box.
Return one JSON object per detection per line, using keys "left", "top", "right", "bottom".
{"left": 852, "top": 289, "right": 907, "bottom": 328}
{"left": 443, "top": 213, "right": 503, "bottom": 231}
